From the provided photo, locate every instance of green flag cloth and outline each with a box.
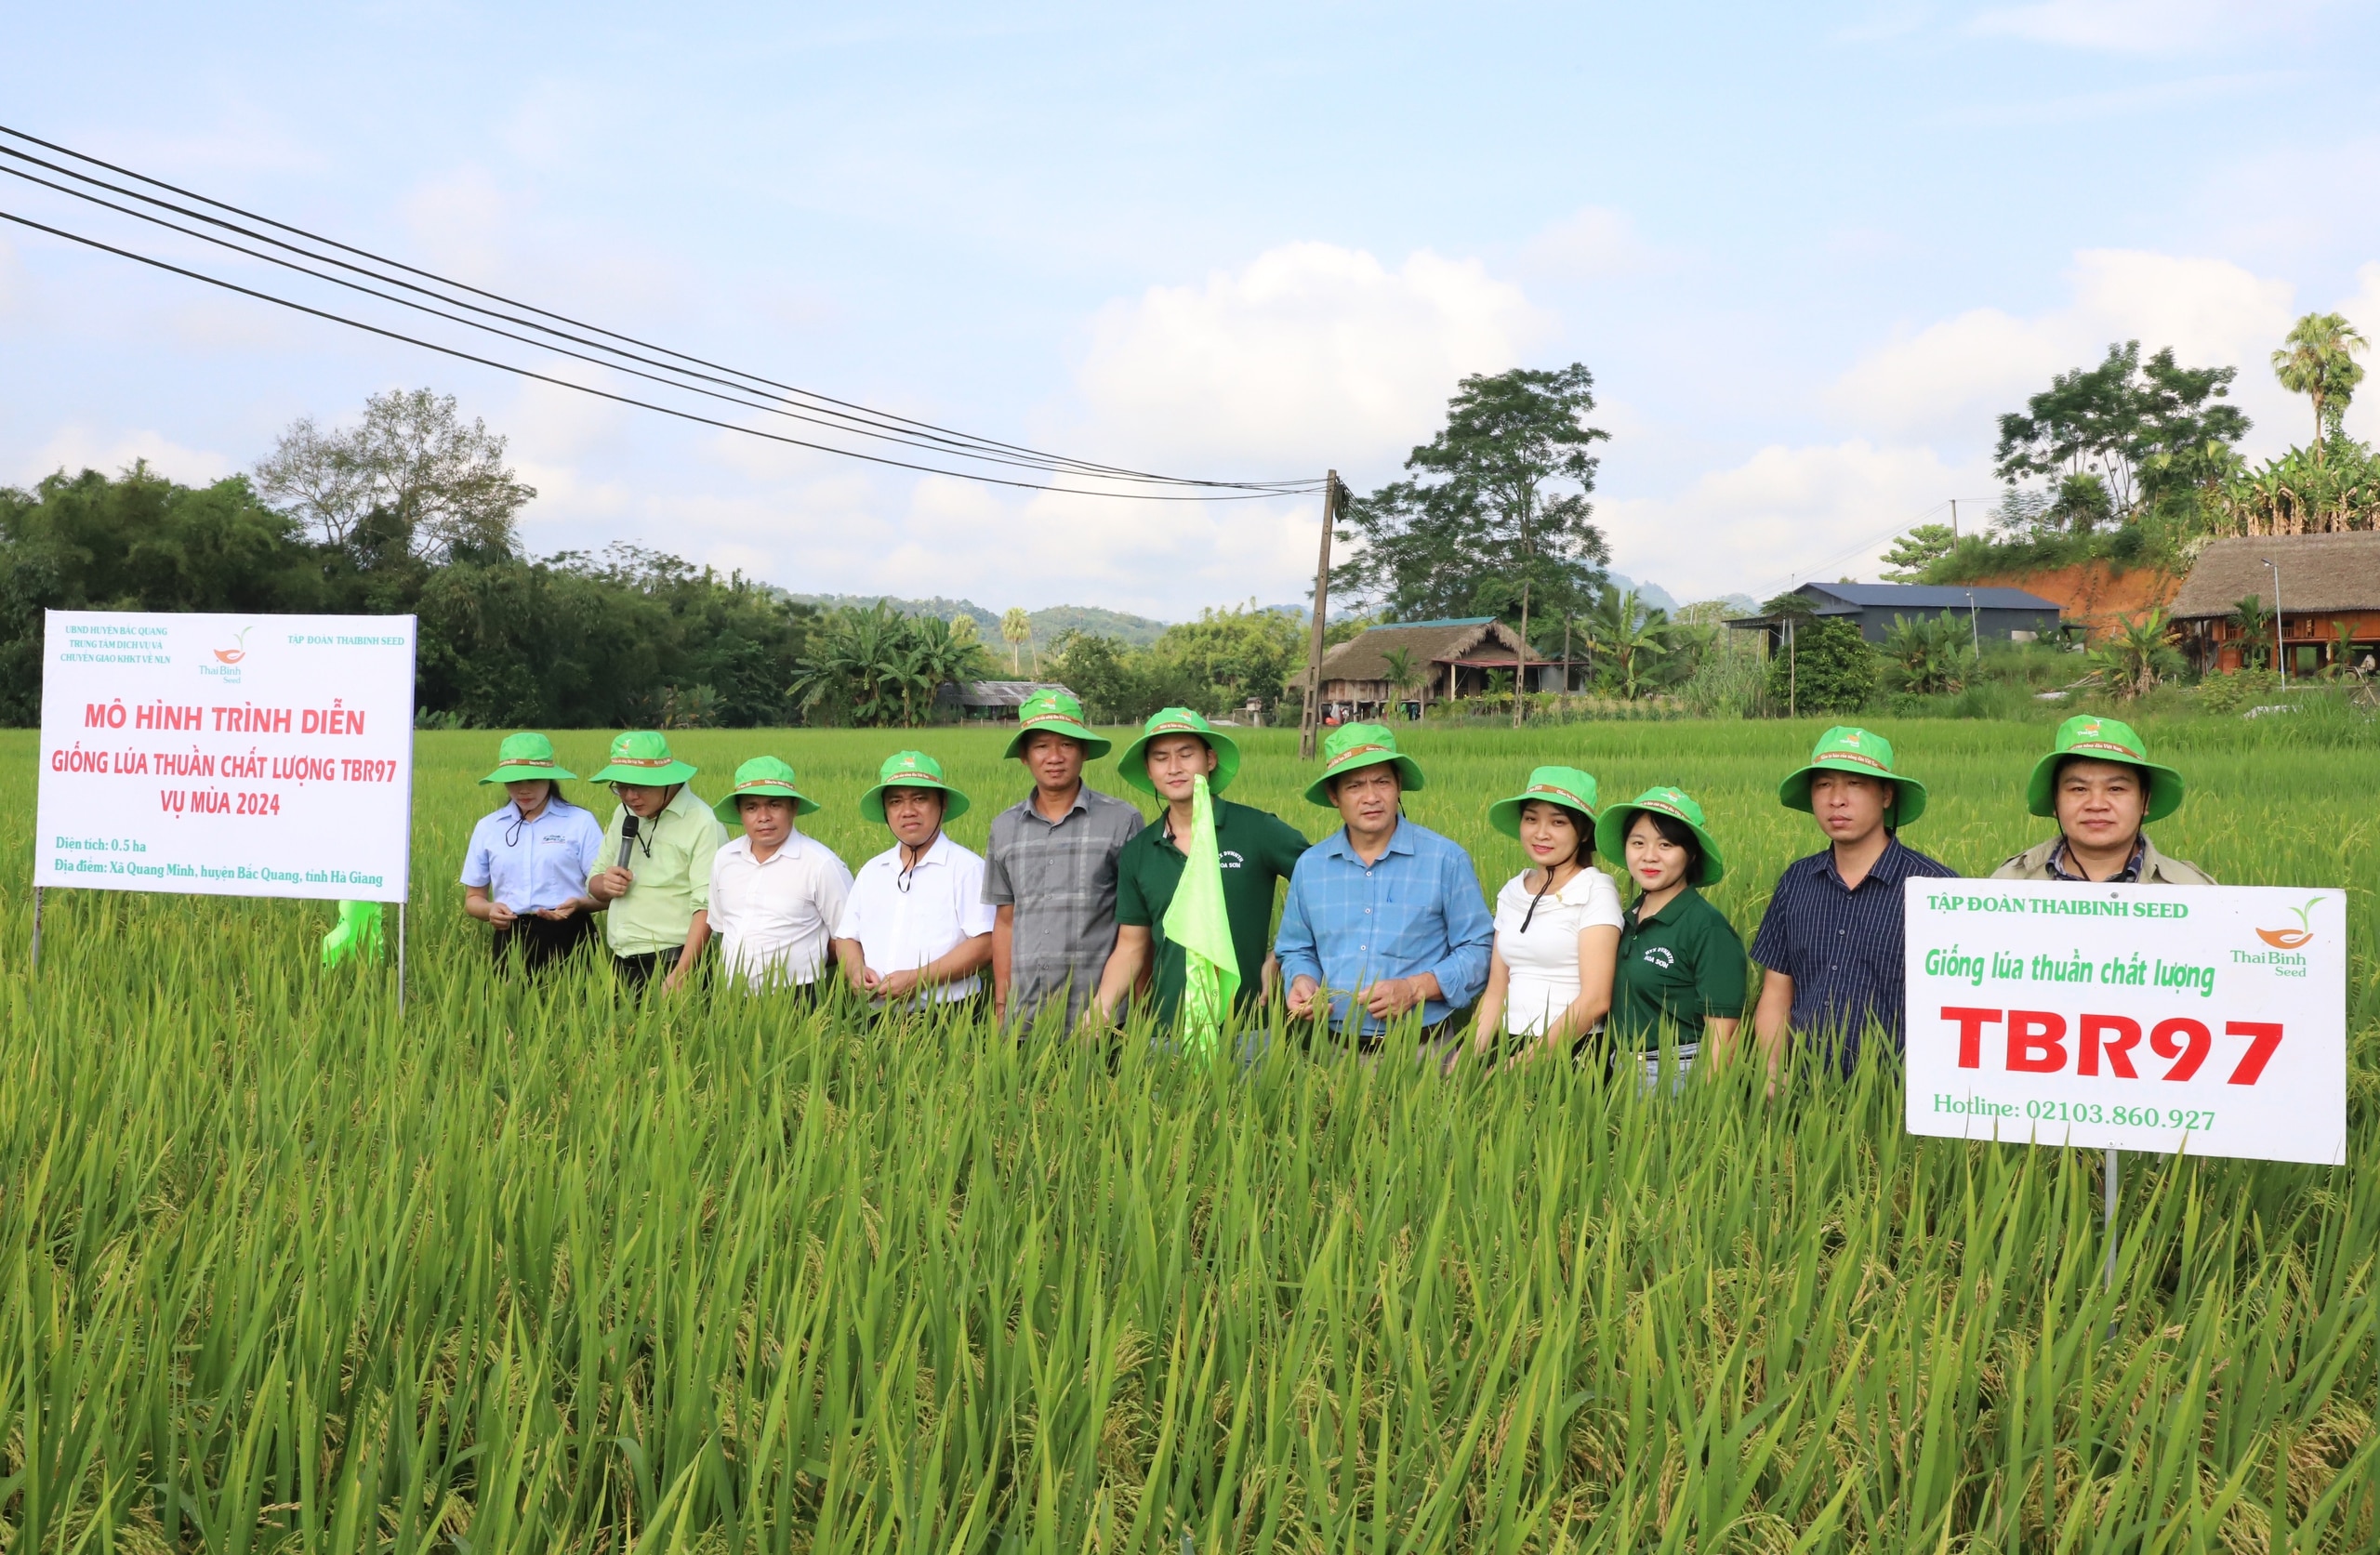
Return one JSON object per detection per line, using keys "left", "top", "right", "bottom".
{"left": 1161, "top": 772, "right": 1241, "bottom": 1055}
{"left": 321, "top": 900, "right": 385, "bottom": 968}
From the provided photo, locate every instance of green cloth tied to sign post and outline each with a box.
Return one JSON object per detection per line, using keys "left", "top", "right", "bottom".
{"left": 1161, "top": 773, "right": 1239, "bottom": 1054}
{"left": 321, "top": 900, "right": 385, "bottom": 967}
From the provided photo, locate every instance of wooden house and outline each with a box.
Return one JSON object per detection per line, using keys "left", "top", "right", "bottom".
{"left": 1313, "top": 617, "right": 1551, "bottom": 720}
{"left": 2167, "top": 533, "right": 2380, "bottom": 675}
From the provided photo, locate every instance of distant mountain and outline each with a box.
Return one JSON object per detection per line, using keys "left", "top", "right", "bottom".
{"left": 1026, "top": 605, "right": 1170, "bottom": 647}
{"left": 1605, "top": 573, "right": 1678, "bottom": 613}
{"left": 779, "top": 592, "right": 1170, "bottom": 648}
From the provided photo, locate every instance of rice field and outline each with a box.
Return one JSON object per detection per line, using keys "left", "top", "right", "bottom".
{"left": 2, "top": 714, "right": 2373, "bottom": 1552}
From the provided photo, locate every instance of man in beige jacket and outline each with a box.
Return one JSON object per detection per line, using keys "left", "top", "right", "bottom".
{"left": 1992, "top": 715, "right": 2214, "bottom": 885}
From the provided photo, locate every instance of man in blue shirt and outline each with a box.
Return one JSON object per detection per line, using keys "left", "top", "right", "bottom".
{"left": 459, "top": 731, "right": 607, "bottom": 973}
{"left": 1276, "top": 723, "right": 1494, "bottom": 1052}
{"left": 1750, "top": 725, "right": 1957, "bottom": 1077}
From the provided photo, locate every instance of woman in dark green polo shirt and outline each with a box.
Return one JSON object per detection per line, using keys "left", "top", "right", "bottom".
{"left": 1593, "top": 788, "right": 1748, "bottom": 1091}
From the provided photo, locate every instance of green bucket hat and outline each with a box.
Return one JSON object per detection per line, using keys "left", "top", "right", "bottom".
{"left": 858, "top": 749, "right": 973, "bottom": 824}
{"left": 1777, "top": 725, "right": 1929, "bottom": 826}
{"left": 711, "top": 756, "right": 822, "bottom": 824}
{"left": 2026, "top": 714, "right": 2185, "bottom": 824}
{"left": 1302, "top": 722, "right": 1426, "bottom": 808}
{"left": 1002, "top": 688, "right": 1113, "bottom": 759}
{"left": 588, "top": 730, "right": 700, "bottom": 785}
{"left": 1117, "top": 706, "right": 1242, "bottom": 797}
{"left": 1594, "top": 786, "right": 1728, "bottom": 886}
{"left": 479, "top": 731, "right": 577, "bottom": 785}
{"left": 1487, "top": 765, "right": 1599, "bottom": 839}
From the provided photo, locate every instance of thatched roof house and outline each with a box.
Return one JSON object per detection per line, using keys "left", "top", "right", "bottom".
{"left": 1316, "top": 617, "right": 1550, "bottom": 718}
{"left": 2169, "top": 533, "right": 2380, "bottom": 673}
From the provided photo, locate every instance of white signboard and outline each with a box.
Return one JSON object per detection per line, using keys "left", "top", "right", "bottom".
{"left": 1905, "top": 878, "right": 2346, "bottom": 1166}
{"left": 35, "top": 612, "right": 416, "bottom": 903}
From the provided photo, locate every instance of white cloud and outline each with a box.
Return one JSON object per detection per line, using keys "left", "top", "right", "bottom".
{"left": 1518, "top": 206, "right": 1659, "bottom": 282}
{"left": 1063, "top": 240, "right": 1547, "bottom": 476}
{"left": 16, "top": 426, "right": 238, "bottom": 488}
{"left": 1968, "top": 0, "right": 2342, "bottom": 52}
{"left": 1602, "top": 441, "right": 1985, "bottom": 603}
{"left": 1828, "top": 248, "right": 2297, "bottom": 446}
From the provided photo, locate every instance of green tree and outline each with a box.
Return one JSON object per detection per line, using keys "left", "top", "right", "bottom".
{"left": 1765, "top": 615, "right": 1873, "bottom": 716}
{"left": 2272, "top": 311, "right": 2369, "bottom": 465}
{"left": 1381, "top": 646, "right": 1421, "bottom": 712}
{"left": 1881, "top": 613, "right": 1972, "bottom": 695}
{"left": 1994, "top": 341, "right": 2249, "bottom": 521}
{"left": 999, "top": 607, "right": 1034, "bottom": 675}
{"left": 1333, "top": 363, "right": 1609, "bottom": 720}
{"left": 2228, "top": 593, "right": 2274, "bottom": 669}
{"left": 254, "top": 388, "right": 535, "bottom": 562}
{"left": 1147, "top": 602, "right": 1305, "bottom": 717}
{"left": 2092, "top": 610, "right": 2184, "bottom": 699}
{"left": 1880, "top": 523, "right": 1956, "bottom": 581}
{"left": 1042, "top": 631, "right": 1149, "bottom": 723}
{"left": 1580, "top": 584, "right": 1669, "bottom": 699}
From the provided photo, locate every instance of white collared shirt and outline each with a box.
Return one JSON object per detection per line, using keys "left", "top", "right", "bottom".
{"left": 834, "top": 832, "right": 996, "bottom": 1003}
{"left": 707, "top": 829, "right": 853, "bottom": 990}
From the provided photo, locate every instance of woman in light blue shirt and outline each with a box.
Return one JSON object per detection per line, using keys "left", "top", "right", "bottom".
{"left": 459, "top": 731, "right": 606, "bottom": 973}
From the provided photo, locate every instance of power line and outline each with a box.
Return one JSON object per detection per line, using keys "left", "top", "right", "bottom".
{"left": 0, "top": 205, "right": 1316, "bottom": 503}
{"left": 0, "top": 157, "right": 1257, "bottom": 487}
{"left": 0, "top": 124, "right": 1324, "bottom": 500}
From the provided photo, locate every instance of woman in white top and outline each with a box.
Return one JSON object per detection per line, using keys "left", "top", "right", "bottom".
{"left": 1467, "top": 765, "right": 1624, "bottom": 1064}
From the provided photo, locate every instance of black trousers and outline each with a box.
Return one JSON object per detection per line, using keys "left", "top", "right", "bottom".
{"left": 611, "top": 946, "right": 682, "bottom": 989}
{"left": 491, "top": 911, "right": 597, "bottom": 973}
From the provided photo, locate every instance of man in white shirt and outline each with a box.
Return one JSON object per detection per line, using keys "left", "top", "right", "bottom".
{"left": 707, "top": 756, "right": 852, "bottom": 994}
{"left": 833, "top": 750, "right": 995, "bottom": 1009}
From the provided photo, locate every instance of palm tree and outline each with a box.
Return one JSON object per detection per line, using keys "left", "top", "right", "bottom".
{"left": 2273, "top": 311, "right": 2369, "bottom": 467}
{"left": 1379, "top": 645, "right": 1421, "bottom": 718}
{"left": 999, "top": 608, "right": 1034, "bottom": 676}
{"left": 2092, "top": 610, "right": 2183, "bottom": 700}
{"left": 2228, "top": 593, "right": 2274, "bottom": 670}
{"left": 1581, "top": 585, "right": 1669, "bottom": 699}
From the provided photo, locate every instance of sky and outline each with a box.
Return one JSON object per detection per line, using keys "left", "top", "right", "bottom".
{"left": 6, "top": 1, "right": 2380, "bottom": 620}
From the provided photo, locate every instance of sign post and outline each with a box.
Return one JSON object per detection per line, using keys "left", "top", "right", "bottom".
{"left": 1905, "top": 878, "right": 2347, "bottom": 1313}
{"left": 33, "top": 611, "right": 416, "bottom": 988}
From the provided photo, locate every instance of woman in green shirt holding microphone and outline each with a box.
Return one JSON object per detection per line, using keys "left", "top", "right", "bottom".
{"left": 1594, "top": 787, "right": 1748, "bottom": 1090}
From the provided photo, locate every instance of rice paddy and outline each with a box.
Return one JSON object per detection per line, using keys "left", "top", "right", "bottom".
{"left": 2, "top": 715, "right": 2373, "bottom": 1551}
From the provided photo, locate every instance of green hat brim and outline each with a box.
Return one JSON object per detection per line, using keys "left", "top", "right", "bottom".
{"left": 1002, "top": 718, "right": 1113, "bottom": 760}
{"left": 1777, "top": 762, "right": 1929, "bottom": 826}
{"left": 1117, "top": 725, "right": 1241, "bottom": 796}
{"left": 481, "top": 762, "right": 577, "bottom": 785}
{"left": 1303, "top": 750, "right": 1425, "bottom": 808}
{"left": 858, "top": 777, "right": 972, "bottom": 825}
{"left": 1487, "top": 791, "right": 1593, "bottom": 840}
{"left": 1594, "top": 802, "right": 1728, "bottom": 886}
{"left": 2025, "top": 751, "right": 2185, "bottom": 824}
{"left": 590, "top": 759, "right": 700, "bottom": 785}
{"left": 713, "top": 784, "right": 821, "bottom": 824}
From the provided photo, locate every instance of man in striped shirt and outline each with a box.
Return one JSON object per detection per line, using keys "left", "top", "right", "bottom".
{"left": 1750, "top": 726, "right": 1956, "bottom": 1078}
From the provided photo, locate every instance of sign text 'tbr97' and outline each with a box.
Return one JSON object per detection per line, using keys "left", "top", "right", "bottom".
{"left": 1903, "top": 877, "right": 2346, "bottom": 1166}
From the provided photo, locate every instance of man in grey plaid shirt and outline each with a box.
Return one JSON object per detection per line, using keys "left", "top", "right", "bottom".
{"left": 983, "top": 689, "right": 1143, "bottom": 1030}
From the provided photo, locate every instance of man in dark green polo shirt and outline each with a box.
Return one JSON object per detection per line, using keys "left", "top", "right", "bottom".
{"left": 1093, "top": 707, "right": 1309, "bottom": 1024}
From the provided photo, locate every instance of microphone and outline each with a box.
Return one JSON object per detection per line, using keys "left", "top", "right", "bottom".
{"left": 616, "top": 813, "right": 641, "bottom": 871}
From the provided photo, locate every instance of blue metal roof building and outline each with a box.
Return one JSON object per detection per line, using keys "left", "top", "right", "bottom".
{"left": 1726, "top": 580, "right": 2063, "bottom": 647}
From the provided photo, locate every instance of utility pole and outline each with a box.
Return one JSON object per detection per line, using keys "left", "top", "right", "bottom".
{"left": 1299, "top": 472, "right": 1341, "bottom": 761}
{"left": 1950, "top": 498, "right": 1958, "bottom": 539}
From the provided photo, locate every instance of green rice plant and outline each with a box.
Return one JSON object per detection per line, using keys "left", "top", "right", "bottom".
{"left": 0, "top": 718, "right": 2371, "bottom": 1550}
